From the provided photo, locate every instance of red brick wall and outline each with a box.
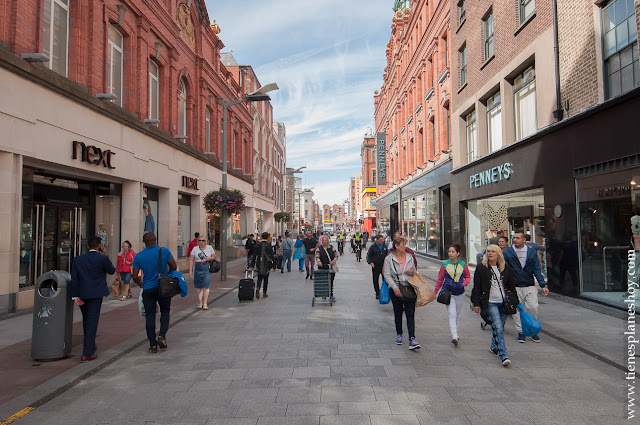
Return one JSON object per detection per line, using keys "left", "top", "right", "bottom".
{"left": 374, "top": 0, "right": 451, "bottom": 197}
{"left": 2, "top": 0, "right": 253, "bottom": 176}
{"left": 451, "top": 0, "right": 554, "bottom": 107}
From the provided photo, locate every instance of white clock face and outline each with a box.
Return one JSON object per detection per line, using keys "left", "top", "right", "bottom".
{"left": 554, "top": 205, "right": 562, "bottom": 218}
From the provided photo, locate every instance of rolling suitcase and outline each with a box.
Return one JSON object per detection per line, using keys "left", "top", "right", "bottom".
{"left": 238, "top": 270, "right": 255, "bottom": 302}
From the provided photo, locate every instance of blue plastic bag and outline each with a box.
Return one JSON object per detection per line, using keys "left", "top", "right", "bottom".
{"left": 517, "top": 303, "right": 541, "bottom": 336}
{"left": 379, "top": 278, "right": 390, "bottom": 304}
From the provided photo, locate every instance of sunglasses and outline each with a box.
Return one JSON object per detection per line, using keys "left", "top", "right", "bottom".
{"left": 198, "top": 239, "right": 206, "bottom": 242}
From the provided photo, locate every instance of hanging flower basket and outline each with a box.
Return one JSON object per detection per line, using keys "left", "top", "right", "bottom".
{"left": 274, "top": 212, "right": 290, "bottom": 223}
{"left": 203, "top": 188, "right": 245, "bottom": 216}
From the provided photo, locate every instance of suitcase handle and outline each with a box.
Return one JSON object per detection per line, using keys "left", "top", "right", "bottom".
{"left": 245, "top": 270, "right": 254, "bottom": 279}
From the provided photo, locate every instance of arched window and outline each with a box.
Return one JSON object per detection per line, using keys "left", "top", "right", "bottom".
{"left": 178, "top": 78, "right": 187, "bottom": 138}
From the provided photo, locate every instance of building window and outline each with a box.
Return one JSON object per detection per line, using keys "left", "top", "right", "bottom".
{"left": 431, "top": 120, "right": 436, "bottom": 158}
{"left": 178, "top": 79, "right": 187, "bottom": 138}
{"left": 446, "top": 106, "right": 451, "bottom": 149}
{"left": 458, "top": 1, "right": 466, "bottom": 25}
{"left": 603, "top": 0, "right": 639, "bottom": 99}
{"left": 444, "top": 36, "right": 448, "bottom": 67}
{"left": 465, "top": 110, "right": 477, "bottom": 163}
{"left": 42, "top": 0, "right": 69, "bottom": 76}
{"left": 487, "top": 91, "right": 502, "bottom": 153}
{"left": 459, "top": 45, "right": 467, "bottom": 87}
{"left": 520, "top": 0, "right": 535, "bottom": 24}
{"left": 372, "top": 169, "right": 376, "bottom": 185}
{"left": 148, "top": 60, "right": 159, "bottom": 121}
{"left": 514, "top": 66, "right": 537, "bottom": 141}
{"left": 483, "top": 11, "right": 494, "bottom": 61}
{"left": 205, "top": 108, "right": 211, "bottom": 150}
{"left": 106, "top": 25, "right": 123, "bottom": 106}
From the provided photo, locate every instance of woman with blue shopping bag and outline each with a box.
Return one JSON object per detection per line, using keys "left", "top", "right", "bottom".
{"left": 471, "top": 244, "right": 519, "bottom": 367}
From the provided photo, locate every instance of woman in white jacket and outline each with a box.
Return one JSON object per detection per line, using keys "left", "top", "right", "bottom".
{"left": 383, "top": 237, "right": 421, "bottom": 350}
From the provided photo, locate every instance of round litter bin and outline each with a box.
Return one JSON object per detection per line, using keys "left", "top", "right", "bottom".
{"left": 31, "top": 270, "right": 74, "bottom": 361}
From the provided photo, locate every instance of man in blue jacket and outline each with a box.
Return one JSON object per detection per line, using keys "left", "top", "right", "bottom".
{"left": 503, "top": 230, "right": 549, "bottom": 343}
{"left": 70, "top": 236, "right": 116, "bottom": 363}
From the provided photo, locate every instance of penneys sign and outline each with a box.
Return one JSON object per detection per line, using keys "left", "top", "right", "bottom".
{"left": 72, "top": 141, "right": 115, "bottom": 169}
{"left": 469, "top": 162, "right": 513, "bottom": 188}
{"left": 377, "top": 132, "right": 387, "bottom": 186}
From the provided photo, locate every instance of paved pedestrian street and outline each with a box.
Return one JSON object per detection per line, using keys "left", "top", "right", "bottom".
{"left": 5, "top": 250, "right": 628, "bottom": 425}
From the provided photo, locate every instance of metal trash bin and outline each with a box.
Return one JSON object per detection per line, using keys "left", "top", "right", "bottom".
{"left": 31, "top": 270, "right": 74, "bottom": 361}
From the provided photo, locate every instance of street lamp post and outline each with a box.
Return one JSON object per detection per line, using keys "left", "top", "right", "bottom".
{"left": 205, "top": 83, "right": 278, "bottom": 281}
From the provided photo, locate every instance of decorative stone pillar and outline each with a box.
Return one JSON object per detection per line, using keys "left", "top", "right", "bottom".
{"left": 0, "top": 153, "right": 22, "bottom": 314}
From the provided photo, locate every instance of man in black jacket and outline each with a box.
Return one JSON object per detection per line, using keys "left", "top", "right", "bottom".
{"left": 245, "top": 234, "right": 256, "bottom": 269}
{"left": 366, "top": 235, "right": 388, "bottom": 299}
{"left": 250, "top": 232, "right": 275, "bottom": 299}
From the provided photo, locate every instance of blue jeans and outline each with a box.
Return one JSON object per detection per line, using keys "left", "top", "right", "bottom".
{"left": 389, "top": 288, "right": 416, "bottom": 339}
{"left": 487, "top": 302, "right": 508, "bottom": 361}
{"left": 282, "top": 250, "right": 292, "bottom": 271}
{"left": 298, "top": 258, "right": 304, "bottom": 270}
{"left": 142, "top": 285, "right": 171, "bottom": 347}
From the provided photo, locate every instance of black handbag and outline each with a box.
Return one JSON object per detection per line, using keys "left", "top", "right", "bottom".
{"left": 158, "top": 247, "right": 180, "bottom": 298}
{"left": 491, "top": 266, "right": 518, "bottom": 315}
{"left": 436, "top": 289, "right": 451, "bottom": 305}
{"left": 392, "top": 261, "right": 417, "bottom": 302}
{"left": 209, "top": 259, "right": 221, "bottom": 273}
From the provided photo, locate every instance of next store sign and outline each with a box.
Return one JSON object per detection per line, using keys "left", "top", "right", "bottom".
{"left": 469, "top": 162, "right": 513, "bottom": 188}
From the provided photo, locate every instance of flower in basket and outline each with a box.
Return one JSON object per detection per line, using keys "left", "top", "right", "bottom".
{"left": 203, "top": 188, "right": 245, "bottom": 216}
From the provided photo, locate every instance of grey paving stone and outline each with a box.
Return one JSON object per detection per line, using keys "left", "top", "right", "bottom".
{"left": 207, "top": 368, "right": 249, "bottom": 380}
{"left": 370, "top": 414, "right": 420, "bottom": 425}
{"left": 321, "top": 386, "right": 376, "bottom": 402}
{"left": 256, "top": 416, "right": 320, "bottom": 425}
{"left": 229, "top": 379, "right": 272, "bottom": 389}
{"left": 276, "top": 387, "right": 321, "bottom": 403}
{"left": 270, "top": 378, "right": 311, "bottom": 388}
{"left": 330, "top": 366, "right": 387, "bottom": 378}
{"left": 230, "top": 389, "right": 279, "bottom": 405}
{"left": 319, "top": 415, "right": 371, "bottom": 425}
{"left": 206, "top": 418, "right": 257, "bottom": 425}
{"left": 340, "top": 377, "right": 381, "bottom": 386}
{"left": 339, "top": 401, "right": 391, "bottom": 415}
{"left": 245, "top": 368, "right": 294, "bottom": 379}
{"left": 415, "top": 413, "right": 473, "bottom": 424}
{"left": 293, "top": 366, "right": 331, "bottom": 378}
{"left": 285, "top": 402, "right": 339, "bottom": 416}
{"left": 373, "top": 386, "right": 410, "bottom": 402}
{"left": 388, "top": 401, "right": 429, "bottom": 414}
{"left": 181, "top": 405, "right": 239, "bottom": 420}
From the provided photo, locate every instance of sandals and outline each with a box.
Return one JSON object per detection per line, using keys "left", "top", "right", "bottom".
{"left": 120, "top": 296, "right": 127, "bottom": 301}
{"left": 196, "top": 305, "right": 203, "bottom": 309}
{"left": 203, "top": 305, "right": 208, "bottom": 310}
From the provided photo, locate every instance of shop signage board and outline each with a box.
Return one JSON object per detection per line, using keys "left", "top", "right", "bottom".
{"left": 72, "top": 141, "right": 115, "bottom": 169}
{"left": 377, "top": 132, "right": 387, "bottom": 185}
{"left": 469, "top": 162, "right": 513, "bottom": 188}
{"left": 182, "top": 176, "right": 198, "bottom": 190}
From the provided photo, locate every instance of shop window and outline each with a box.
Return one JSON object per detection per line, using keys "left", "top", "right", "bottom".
{"left": 483, "top": 10, "right": 494, "bottom": 61}
{"left": 466, "top": 188, "right": 545, "bottom": 266}
{"left": 520, "top": 0, "right": 535, "bottom": 24}
{"left": 459, "top": 44, "right": 467, "bottom": 87}
{"left": 42, "top": 0, "right": 69, "bottom": 76}
{"left": 107, "top": 24, "right": 123, "bottom": 106}
{"left": 577, "top": 168, "right": 640, "bottom": 308}
{"left": 465, "top": 110, "right": 477, "bottom": 163}
{"left": 602, "top": 0, "right": 639, "bottom": 99}
{"left": 487, "top": 91, "right": 502, "bottom": 153}
{"left": 143, "top": 186, "right": 158, "bottom": 238}
{"left": 177, "top": 194, "right": 191, "bottom": 258}
{"left": 95, "top": 183, "right": 122, "bottom": 262}
{"left": 178, "top": 78, "right": 187, "bottom": 139}
{"left": 514, "top": 66, "right": 537, "bottom": 141}
{"left": 149, "top": 60, "right": 159, "bottom": 122}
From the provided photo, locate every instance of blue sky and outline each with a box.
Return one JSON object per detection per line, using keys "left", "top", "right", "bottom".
{"left": 204, "top": 0, "right": 393, "bottom": 206}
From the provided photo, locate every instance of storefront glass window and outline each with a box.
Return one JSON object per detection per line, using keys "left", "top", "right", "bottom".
{"left": 95, "top": 183, "right": 121, "bottom": 264}
{"left": 466, "top": 188, "right": 545, "bottom": 265}
{"left": 426, "top": 189, "right": 439, "bottom": 255}
{"left": 402, "top": 199, "right": 409, "bottom": 237}
{"left": 416, "top": 194, "right": 426, "bottom": 251}
{"left": 407, "top": 197, "right": 417, "bottom": 249}
{"left": 143, "top": 187, "right": 158, "bottom": 238}
{"left": 577, "top": 168, "right": 639, "bottom": 308}
{"left": 177, "top": 194, "right": 191, "bottom": 258}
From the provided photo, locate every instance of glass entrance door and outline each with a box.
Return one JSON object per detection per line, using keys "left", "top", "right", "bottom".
{"left": 32, "top": 204, "right": 88, "bottom": 279}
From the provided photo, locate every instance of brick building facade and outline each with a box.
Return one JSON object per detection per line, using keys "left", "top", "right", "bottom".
{"left": 0, "top": 0, "right": 277, "bottom": 313}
